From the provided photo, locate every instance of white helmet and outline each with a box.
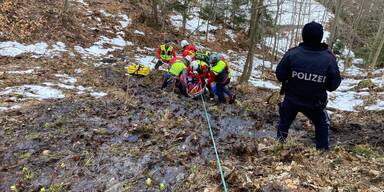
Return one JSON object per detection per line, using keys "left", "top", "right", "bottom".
{"left": 180, "top": 40, "right": 189, "bottom": 48}
{"left": 185, "top": 55, "right": 193, "bottom": 63}
{"left": 191, "top": 61, "right": 199, "bottom": 71}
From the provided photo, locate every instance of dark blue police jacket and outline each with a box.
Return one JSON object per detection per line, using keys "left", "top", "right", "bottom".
{"left": 275, "top": 43, "right": 342, "bottom": 109}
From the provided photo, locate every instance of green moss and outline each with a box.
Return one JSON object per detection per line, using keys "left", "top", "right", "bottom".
{"left": 25, "top": 132, "right": 40, "bottom": 140}
{"left": 352, "top": 145, "right": 376, "bottom": 158}
{"left": 355, "top": 79, "right": 374, "bottom": 90}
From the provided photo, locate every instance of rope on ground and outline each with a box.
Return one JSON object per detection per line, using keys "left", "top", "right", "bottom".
{"left": 200, "top": 94, "right": 228, "bottom": 192}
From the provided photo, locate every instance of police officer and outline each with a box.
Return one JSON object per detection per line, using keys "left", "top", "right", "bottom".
{"left": 275, "top": 21, "right": 341, "bottom": 150}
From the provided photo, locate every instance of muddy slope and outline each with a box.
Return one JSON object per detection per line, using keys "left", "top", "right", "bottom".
{"left": 1, "top": 66, "right": 383, "bottom": 191}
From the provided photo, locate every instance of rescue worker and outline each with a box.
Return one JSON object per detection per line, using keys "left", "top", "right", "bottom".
{"left": 207, "top": 53, "right": 235, "bottom": 104}
{"left": 181, "top": 40, "right": 197, "bottom": 59}
{"left": 155, "top": 38, "right": 177, "bottom": 69}
{"left": 275, "top": 21, "right": 341, "bottom": 150}
{"left": 161, "top": 57, "right": 187, "bottom": 96}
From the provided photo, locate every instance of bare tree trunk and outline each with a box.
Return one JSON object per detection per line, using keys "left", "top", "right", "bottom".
{"left": 240, "top": 0, "right": 263, "bottom": 83}
{"left": 289, "top": 0, "right": 298, "bottom": 49}
{"left": 64, "top": 0, "right": 70, "bottom": 13}
{"left": 369, "top": 16, "right": 384, "bottom": 68}
{"left": 328, "top": 0, "right": 342, "bottom": 48}
{"left": 206, "top": 0, "right": 217, "bottom": 42}
{"left": 181, "top": 0, "right": 191, "bottom": 37}
{"left": 344, "top": 0, "right": 366, "bottom": 70}
{"left": 152, "top": 0, "right": 159, "bottom": 25}
{"left": 370, "top": 17, "right": 384, "bottom": 69}
{"left": 271, "top": 0, "right": 281, "bottom": 61}
{"left": 294, "top": 0, "right": 304, "bottom": 44}
{"left": 240, "top": 0, "right": 258, "bottom": 83}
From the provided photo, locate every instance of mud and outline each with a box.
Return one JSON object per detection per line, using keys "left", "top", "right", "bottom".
{"left": 1, "top": 65, "right": 383, "bottom": 192}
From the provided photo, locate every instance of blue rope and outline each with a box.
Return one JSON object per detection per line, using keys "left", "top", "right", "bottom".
{"left": 200, "top": 95, "right": 228, "bottom": 192}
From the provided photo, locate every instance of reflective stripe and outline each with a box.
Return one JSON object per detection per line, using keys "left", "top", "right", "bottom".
{"left": 211, "top": 60, "right": 227, "bottom": 75}
{"left": 169, "top": 60, "right": 186, "bottom": 76}
{"left": 160, "top": 45, "right": 174, "bottom": 61}
{"left": 212, "top": 60, "right": 231, "bottom": 79}
{"left": 196, "top": 60, "right": 208, "bottom": 67}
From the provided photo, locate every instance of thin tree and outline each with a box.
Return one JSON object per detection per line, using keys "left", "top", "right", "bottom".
{"left": 64, "top": 0, "right": 70, "bottom": 13}
{"left": 328, "top": 0, "right": 342, "bottom": 48}
{"left": 152, "top": 0, "right": 159, "bottom": 25}
{"left": 271, "top": 0, "right": 282, "bottom": 62}
{"left": 369, "top": 16, "right": 384, "bottom": 69}
{"left": 240, "top": 0, "right": 263, "bottom": 83}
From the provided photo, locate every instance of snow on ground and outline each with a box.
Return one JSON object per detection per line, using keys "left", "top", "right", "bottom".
{"left": 0, "top": 85, "right": 65, "bottom": 100}
{"left": 90, "top": 92, "right": 108, "bottom": 98}
{"left": 7, "top": 69, "right": 35, "bottom": 74}
{"left": 365, "top": 100, "right": 384, "bottom": 111}
{"left": 266, "top": 0, "right": 334, "bottom": 26}
{"left": 74, "top": 35, "right": 133, "bottom": 58}
{"left": 0, "top": 105, "right": 21, "bottom": 112}
{"left": 170, "top": 14, "right": 218, "bottom": 33}
{"left": 134, "top": 30, "right": 145, "bottom": 36}
{"left": 100, "top": 9, "right": 112, "bottom": 17}
{"left": 118, "top": 14, "right": 131, "bottom": 29}
{"left": 264, "top": 0, "right": 334, "bottom": 54}
{"left": 0, "top": 41, "right": 68, "bottom": 58}
{"left": 135, "top": 55, "right": 156, "bottom": 69}
{"left": 225, "top": 30, "right": 237, "bottom": 41}
{"left": 327, "top": 91, "right": 369, "bottom": 112}
{"left": 249, "top": 79, "right": 280, "bottom": 90}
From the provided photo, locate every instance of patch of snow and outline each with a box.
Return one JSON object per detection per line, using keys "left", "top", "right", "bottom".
{"left": 135, "top": 55, "right": 156, "bottom": 69}
{"left": 266, "top": 0, "right": 334, "bottom": 26}
{"left": 134, "top": 30, "right": 145, "bottom": 36}
{"left": 7, "top": 69, "right": 35, "bottom": 74}
{"left": 352, "top": 58, "right": 364, "bottom": 65}
{"left": 170, "top": 14, "right": 218, "bottom": 32}
{"left": 249, "top": 79, "right": 280, "bottom": 90}
{"left": 327, "top": 91, "right": 369, "bottom": 111}
{"left": 343, "top": 65, "right": 367, "bottom": 77}
{"left": 341, "top": 47, "right": 355, "bottom": 58}
{"left": 100, "top": 9, "right": 112, "bottom": 17}
{"left": 0, "top": 85, "right": 65, "bottom": 100}
{"left": 90, "top": 91, "right": 107, "bottom": 98}
{"left": 75, "top": 68, "right": 83, "bottom": 74}
{"left": 55, "top": 74, "right": 77, "bottom": 84}
{"left": 118, "top": 14, "right": 131, "bottom": 29}
{"left": 365, "top": 100, "right": 384, "bottom": 111}
{"left": 337, "top": 78, "right": 360, "bottom": 91}
{"left": 225, "top": 30, "right": 237, "bottom": 41}
{"left": 0, "top": 41, "right": 68, "bottom": 58}
{"left": 0, "top": 105, "right": 21, "bottom": 112}
{"left": 75, "top": 35, "right": 132, "bottom": 57}
{"left": 74, "top": 0, "right": 88, "bottom": 6}
{"left": 371, "top": 77, "right": 384, "bottom": 88}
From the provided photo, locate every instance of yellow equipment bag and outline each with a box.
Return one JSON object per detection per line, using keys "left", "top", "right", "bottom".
{"left": 126, "top": 64, "right": 151, "bottom": 76}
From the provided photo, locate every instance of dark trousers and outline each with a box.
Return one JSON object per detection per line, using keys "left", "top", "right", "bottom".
{"left": 277, "top": 99, "right": 330, "bottom": 150}
{"left": 162, "top": 73, "right": 188, "bottom": 97}
{"left": 155, "top": 60, "right": 164, "bottom": 70}
{"left": 216, "top": 79, "right": 231, "bottom": 103}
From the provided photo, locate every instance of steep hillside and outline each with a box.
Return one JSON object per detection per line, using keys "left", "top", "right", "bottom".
{"left": 0, "top": 0, "right": 383, "bottom": 191}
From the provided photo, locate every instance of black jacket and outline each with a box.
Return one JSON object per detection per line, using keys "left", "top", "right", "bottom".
{"left": 276, "top": 43, "right": 341, "bottom": 109}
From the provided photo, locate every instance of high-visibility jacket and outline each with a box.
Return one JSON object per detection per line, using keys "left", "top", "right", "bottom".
{"left": 169, "top": 60, "right": 186, "bottom": 76}
{"left": 196, "top": 60, "right": 208, "bottom": 68}
{"left": 210, "top": 60, "right": 231, "bottom": 83}
{"left": 156, "top": 45, "right": 176, "bottom": 62}
{"left": 195, "top": 50, "right": 209, "bottom": 63}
